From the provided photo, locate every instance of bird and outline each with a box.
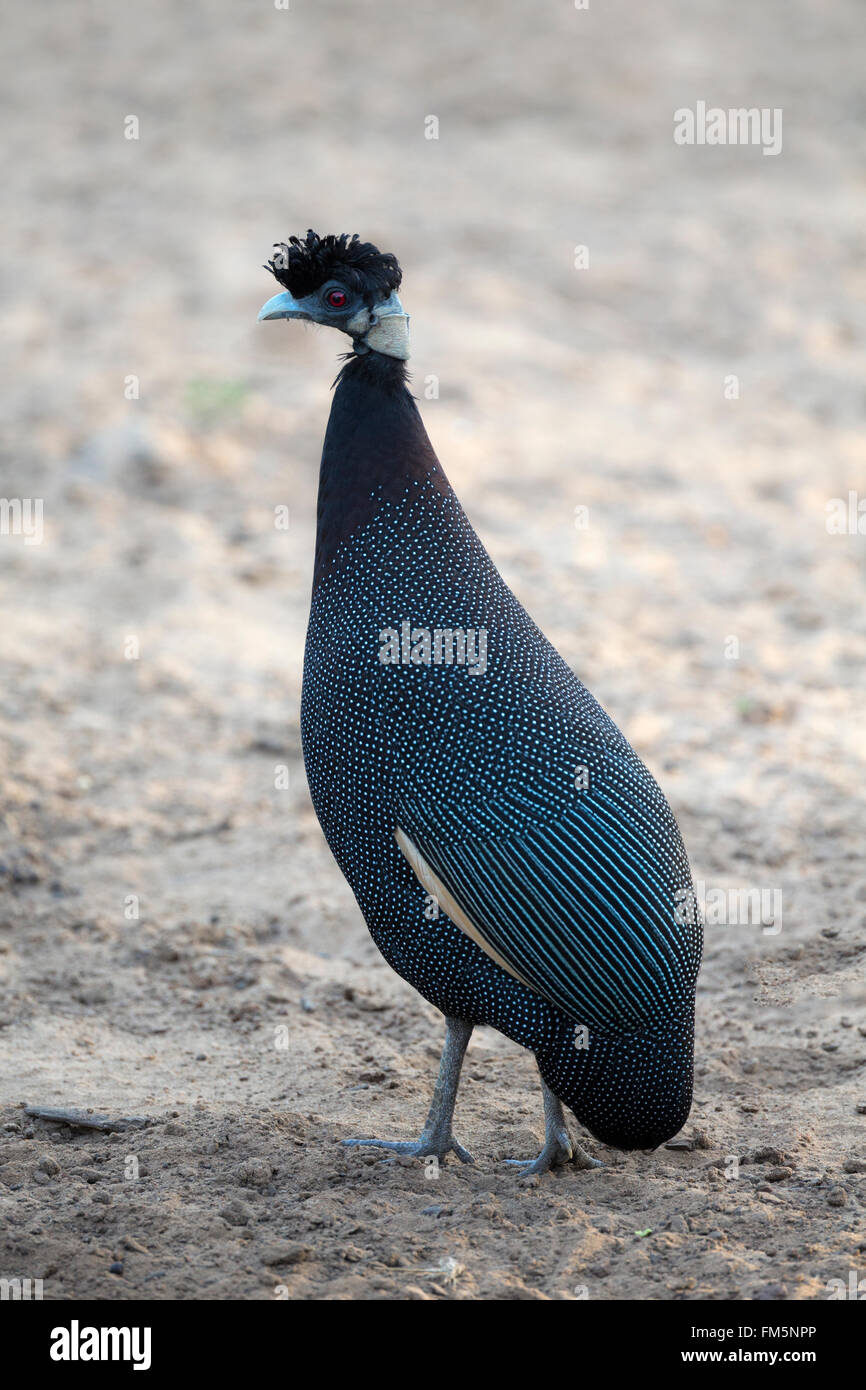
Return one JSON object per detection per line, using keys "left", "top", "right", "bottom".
{"left": 258, "top": 230, "right": 702, "bottom": 1174}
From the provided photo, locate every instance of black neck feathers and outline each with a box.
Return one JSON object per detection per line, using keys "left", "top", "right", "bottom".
{"left": 312, "top": 352, "right": 449, "bottom": 590}
{"left": 332, "top": 349, "right": 410, "bottom": 396}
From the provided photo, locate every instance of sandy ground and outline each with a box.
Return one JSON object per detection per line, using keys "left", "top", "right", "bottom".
{"left": 1, "top": 0, "right": 865, "bottom": 1300}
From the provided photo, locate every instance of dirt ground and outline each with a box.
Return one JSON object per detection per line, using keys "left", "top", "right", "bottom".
{"left": 1, "top": 1, "right": 865, "bottom": 1300}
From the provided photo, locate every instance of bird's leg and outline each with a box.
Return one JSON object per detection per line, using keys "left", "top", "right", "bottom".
{"left": 505, "top": 1065, "right": 603, "bottom": 1176}
{"left": 343, "top": 1015, "right": 474, "bottom": 1164}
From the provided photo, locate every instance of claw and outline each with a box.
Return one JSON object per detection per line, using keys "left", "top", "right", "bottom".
{"left": 504, "top": 1131, "right": 602, "bottom": 1176}
{"left": 572, "top": 1145, "right": 604, "bottom": 1172}
{"left": 343, "top": 1135, "right": 474, "bottom": 1164}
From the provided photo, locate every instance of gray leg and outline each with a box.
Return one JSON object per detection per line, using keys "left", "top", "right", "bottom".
{"left": 343, "top": 1016, "right": 474, "bottom": 1164}
{"left": 506, "top": 1065, "right": 603, "bottom": 1176}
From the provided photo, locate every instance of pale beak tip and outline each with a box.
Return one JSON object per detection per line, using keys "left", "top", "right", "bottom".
{"left": 257, "top": 290, "right": 304, "bottom": 323}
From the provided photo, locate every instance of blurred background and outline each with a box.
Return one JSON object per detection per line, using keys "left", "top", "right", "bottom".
{"left": 1, "top": 0, "right": 865, "bottom": 1300}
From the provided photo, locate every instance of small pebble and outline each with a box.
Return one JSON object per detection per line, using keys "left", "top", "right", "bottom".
{"left": 751, "top": 1147, "right": 787, "bottom": 1166}
{"left": 220, "top": 1199, "right": 252, "bottom": 1226}
{"left": 236, "top": 1157, "right": 274, "bottom": 1186}
{"left": 261, "top": 1242, "right": 311, "bottom": 1266}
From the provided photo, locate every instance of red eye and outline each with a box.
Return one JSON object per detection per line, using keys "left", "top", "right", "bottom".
{"left": 326, "top": 288, "right": 347, "bottom": 308}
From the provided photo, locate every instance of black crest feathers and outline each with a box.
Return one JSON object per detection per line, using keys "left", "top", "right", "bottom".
{"left": 267, "top": 231, "right": 402, "bottom": 303}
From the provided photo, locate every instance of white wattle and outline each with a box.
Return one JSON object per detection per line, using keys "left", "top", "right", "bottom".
{"left": 364, "top": 312, "right": 411, "bottom": 360}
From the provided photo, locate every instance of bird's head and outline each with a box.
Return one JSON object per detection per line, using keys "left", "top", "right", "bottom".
{"left": 258, "top": 230, "right": 409, "bottom": 360}
{"left": 542, "top": 1020, "right": 696, "bottom": 1153}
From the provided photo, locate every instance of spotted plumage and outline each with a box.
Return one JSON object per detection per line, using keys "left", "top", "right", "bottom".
{"left": 260, "top": 232, "right": 702, "bottom": 1164}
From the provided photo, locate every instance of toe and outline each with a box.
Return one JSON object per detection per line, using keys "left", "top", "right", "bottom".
{"left": 342, "top": 1135, "right": 473, "bottom": 1164}
{"left": 504, "top": 1133, "right": 584, "bottom": 1175}
{"left": 572, "top": 1143, "right": 603, "bottom": 1171}
{"left": 449, "top": 1138, "right": 474, "bottom": 1164}
{"left": 342, "top": 1138, "right": 418, "bottom": 1153}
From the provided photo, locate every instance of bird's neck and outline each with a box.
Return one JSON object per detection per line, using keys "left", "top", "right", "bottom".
{"left": 312, "top": 351, "right": 450, "bottom": 590}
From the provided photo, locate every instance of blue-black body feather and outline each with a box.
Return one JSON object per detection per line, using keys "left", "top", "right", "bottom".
{"left": 301, "top": 350, "right": 702, "bottom": 1150}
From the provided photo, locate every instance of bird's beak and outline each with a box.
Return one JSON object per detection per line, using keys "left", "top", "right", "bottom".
{"left": 257, "top": 291, "right": 309, "bottom": 322}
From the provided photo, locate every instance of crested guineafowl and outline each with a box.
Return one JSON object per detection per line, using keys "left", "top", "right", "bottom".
{"left": 258, "top": 231, "right": 702, "bottom": 1172}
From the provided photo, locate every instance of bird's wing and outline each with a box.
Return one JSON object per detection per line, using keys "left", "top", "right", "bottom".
{"left": 395, "top": 749, "right": 699, "bottom": 1033}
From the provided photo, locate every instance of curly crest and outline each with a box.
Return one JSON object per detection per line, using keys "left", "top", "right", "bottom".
{"left": 266, "top": 230, "right": 402, "bottom": 302}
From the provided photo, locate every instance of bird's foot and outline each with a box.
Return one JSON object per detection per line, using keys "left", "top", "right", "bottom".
{"left": 505, "top": 1130, "right": 602, "bottom": 1177}
{"left": 343, "top": 1133, "right": 474, "bottom": 1165}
